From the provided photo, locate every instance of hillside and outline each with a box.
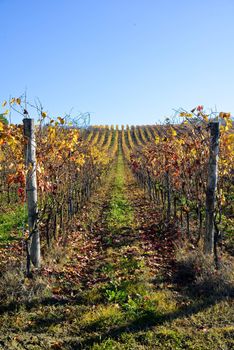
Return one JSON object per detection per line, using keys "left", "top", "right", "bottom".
{"left": 0, "top": 118, "right": 233, "bottom": 350}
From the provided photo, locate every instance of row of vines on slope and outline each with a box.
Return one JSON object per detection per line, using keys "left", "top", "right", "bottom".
{"left": 0, "top": 98, "right": 115, "bottom": 271}
{"left": 127, "top": 109, "right": 233, "bottom": 259}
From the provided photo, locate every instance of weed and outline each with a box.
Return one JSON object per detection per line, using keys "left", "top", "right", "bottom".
{"left": 80, "top": 304, "right": 123, "bottom": 330}
{"left": 175, "top": 245, "right": 234, "bottom": 296}
{"left": 0, "top": 204, "right": 27, "bottom": 243}
{"left": 0, "top": 268, "right": 51, "bottom": 305}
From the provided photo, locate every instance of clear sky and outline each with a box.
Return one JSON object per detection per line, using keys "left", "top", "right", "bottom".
{"left": 1, "top": 0, "right": 234, "bottom": 125}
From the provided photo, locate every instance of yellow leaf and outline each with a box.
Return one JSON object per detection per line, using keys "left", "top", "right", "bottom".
{"left": 49, "top": 127, "right": 56, "bottom": 138}
{"left": 190, "top": 148, "right": 197, "bottom": 157}
{"left": 2, "top": 100, "right": 7, "bottom": 107}
{"left": 220, "top": 125, "right": 228, "bottom": 133}
{"left": 58, "top": 117, "right": 65, "bottom": 125}
{"left": 171, "top": 128, "right": 177, "bottom": 137}
{"left": 10, "top": 98, "right": 15, "bottom": 104}
{"left": 3, "top": 109, "right": 9, "bottom": 115}
{"left": 155, "top": 135, "right": 160, "bottom": 144}
{"left": 220, "top": 112, "right": 231, "bottom": 119}
{"left": 41, "top": 111, "right": 47, "bottom": 118}
{"left": 227, "top": 133, "right": 234, "bottom": 146}
{"left": 16, "top": 98, "right": 21, "bottom": 105}
{"left": 7, "top": 136, "right": 16, "bottom": 146}
{"left": 177, "top": 138, "right": 185, "bottom": 145}
{"left": 183, "top": 113, "right": 193, "bottom": 118}
{"left": 226, "top": 118, "right": 232, "bottom": 129}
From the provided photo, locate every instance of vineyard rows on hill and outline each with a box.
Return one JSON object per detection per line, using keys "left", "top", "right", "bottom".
{"left": 1, "top": 106, "right": 234, "bottom": 266}
{"left": 84, "top": 119, "right": 233, "bottom": 256}
{"left": 0, "top": 100, "right": 233, "bottom": 349}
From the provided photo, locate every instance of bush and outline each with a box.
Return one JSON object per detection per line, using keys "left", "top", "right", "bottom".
{"left": 174, "top": 245, "right": 234, "bottom": 297}
{"left": 0, "top": 268, "right": 51, "bottom": 305}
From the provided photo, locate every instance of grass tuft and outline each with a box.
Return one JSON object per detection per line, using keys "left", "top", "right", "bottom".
{"left": 0, "top": 204, "right": 27, "bottom": 244}
{"left": 175, "top": 244, "right": 234, "bottom": 297}
{"left": 0, "top": 268, "right": 51, "bottom": 306}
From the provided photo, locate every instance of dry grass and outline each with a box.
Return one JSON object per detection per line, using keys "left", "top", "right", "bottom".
{"left": 0, "top": 267, "right": 51, "bottom": 305}
{"left": 174, "top": 242, "right": 234, "bottom": 297}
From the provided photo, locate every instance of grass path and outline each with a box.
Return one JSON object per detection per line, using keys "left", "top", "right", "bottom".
{"left": 0, "top": 150, "right": 233, "bottom": 349}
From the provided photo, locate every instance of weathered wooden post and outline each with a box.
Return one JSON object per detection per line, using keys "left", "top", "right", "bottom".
{"left": 204, "top": 121, "right": 220, "bottom": 254}
{"left": 23, "top": 118, "right": 41, "bottom": 269}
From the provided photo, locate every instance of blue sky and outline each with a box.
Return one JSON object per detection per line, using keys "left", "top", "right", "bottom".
{"left": 1, "top": 0, "right": 234, "bottom": 125}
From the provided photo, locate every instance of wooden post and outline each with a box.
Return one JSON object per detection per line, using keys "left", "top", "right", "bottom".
{"left": 204, "top": 121, "right": 220, "bottom": 254}
{"left": 23, "top": 118, "right": 41, "bottom": 268}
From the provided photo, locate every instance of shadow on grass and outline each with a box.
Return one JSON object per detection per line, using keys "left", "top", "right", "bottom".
{"left": 64, "top": 295, "right": 231, "bottom": 349}
{"left": 0, "top": 281, "right": 232, "bottom": 346}
{"left": 24, "top": 315, "right": 66, "bottom": 333}
{"left": 0, "top": 295, "right": 83, "bottom": 315}
{"left": 101, "top": 227, "right": 138, "bottom": 249}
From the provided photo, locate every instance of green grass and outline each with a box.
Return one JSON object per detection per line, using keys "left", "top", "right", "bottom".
{"left": 0, "top": 204, "right": 27, "bottom": 243}
{"left": 106, "top": 152, "right": 133, "bottom": 231}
